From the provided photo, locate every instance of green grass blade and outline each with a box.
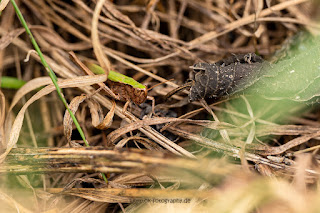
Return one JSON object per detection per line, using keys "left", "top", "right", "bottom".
{"left": 1, "top": 76, "right": 26, "bottom": 89}
{"left": 9, "top": 0, "right": 89, "bottom": 146}
{"left": 9, "top": 0, "right": 108, "bottom": 183}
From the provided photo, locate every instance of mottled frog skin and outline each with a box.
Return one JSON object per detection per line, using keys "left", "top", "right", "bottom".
{"left": 189, "top": 53, "right": 267, "bottom": 101}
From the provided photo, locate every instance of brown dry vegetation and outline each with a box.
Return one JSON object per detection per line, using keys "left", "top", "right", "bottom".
{"left": 1, "top": 0, "right": 320, "bottom": 212}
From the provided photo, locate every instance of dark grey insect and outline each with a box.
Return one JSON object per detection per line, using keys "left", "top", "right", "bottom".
{"left": 189, "top": 53, "right": 266, "bottom": 101}
{"left": 166, "top": 53, "right": 267, "bottom": 102}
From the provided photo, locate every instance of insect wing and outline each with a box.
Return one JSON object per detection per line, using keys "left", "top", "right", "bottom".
{"left": 215, "top": 65, "right": 235, "bottom": 97}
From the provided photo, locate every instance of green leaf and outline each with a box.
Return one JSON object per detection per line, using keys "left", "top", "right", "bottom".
{"left": 250, "top": 32, "right": 320, "bottom": 102}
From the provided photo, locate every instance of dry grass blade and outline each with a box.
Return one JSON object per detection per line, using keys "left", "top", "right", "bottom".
{"left": 168, "top": 127, "right": 315, "bottom": 173}
{"left": 0, "top": 190, "right": 33, "bottom": 213}
{"left": 103, "top": 49, "right": 179, "bottom": 88}
{"left": 256, "top": 125, "right": 320, "bottom": 136}
{"left": 0, "top": 0, "right": 9, "bottom": 11}
{"left": 69, "top": 51, "right": 119, "bottom": 100}
{"left": 92, "top": 0, "right": 111, "bottom": 73}
{"left": 107, "top": 117, "right": 206, "bottom": 144}
{"left": 1, "top": 75, "right": 107, "bottom": 162}
{"left": 63, "top": 95, "right": 87, "bottom": 144}
{"left": 0, "top": 28, "right": 25, "bottom": 50}
{"left": 9, "top": 77, "right": 55, "bottom": 111}
{"left": 260, "top": 131, "right": 320, "bottom": 156}
{"left": 188, "top": 0, "right": 310, "bottom": 48}
{"left": 64, "top": 94, "right": 116, "bottom": 143}
{"left": 82, "top": 89, "right": 195, "bottom": 158}
{"left": 116, "top": 136, "right": 162, "bottom": 150}
{"left": 0, "top": 90, "right": 5, "bottom": 148}
{"left": 88, "top": 98, "right": 116, "bottom": 130}
{"left": 46, "top": 188, "right": 212, "bottom": 203}
{"left": 3, "top": 147, "right": 235, "bottom": 178}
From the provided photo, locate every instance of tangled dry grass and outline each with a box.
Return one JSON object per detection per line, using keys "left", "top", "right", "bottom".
{"left": 1, "top": 0, "right": 320, "bottom": 212}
